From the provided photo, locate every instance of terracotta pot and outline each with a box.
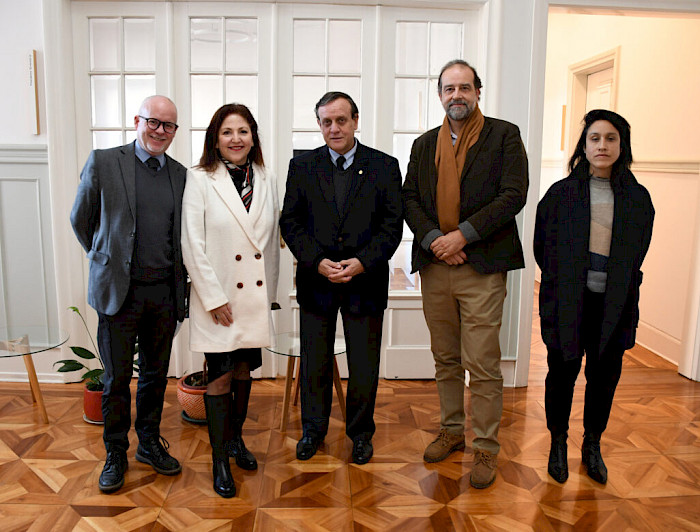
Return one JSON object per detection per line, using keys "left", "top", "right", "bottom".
{"left": 83, "top": 386, "right": 104, "bottom": 424}
{"left": 177, "top": 371, "right": 207, "bottom": 423}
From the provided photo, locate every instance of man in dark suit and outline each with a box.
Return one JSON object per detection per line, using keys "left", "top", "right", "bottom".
{"left": 71, "top": 95, "right": 187, "bottom": 493}
{"left": 280, "top": 92, "right": 403, "bottom": 464}
{"left": 402, "top": 60, "right": 528, "bottom": 488}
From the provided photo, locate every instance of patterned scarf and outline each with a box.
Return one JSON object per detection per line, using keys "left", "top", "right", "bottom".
{"left": 220, "top": 156, "right": 254, "bottom": 212}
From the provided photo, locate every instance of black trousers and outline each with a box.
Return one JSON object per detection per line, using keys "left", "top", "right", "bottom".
{"left": 299, "top": 307, "right": 383, "bottom": 441}
{"left": 545, "top": 289, "right": 625, "bottom": 437}
{"left": 97, "top": 280, "right": 177, "bottom": 451}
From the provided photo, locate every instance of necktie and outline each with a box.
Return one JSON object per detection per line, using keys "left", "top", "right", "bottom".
{"left": 336, "top": 155, "right": 346, "bottom": 170}
{"left": 146, "top": 157, "right": 160, "bottom": 171}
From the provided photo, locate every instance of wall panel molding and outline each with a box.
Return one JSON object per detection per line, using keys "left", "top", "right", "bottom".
{"left": 632, "top": 160, "right": 700, "bottom": 175}
{"left": 0, "top": 144, "right": 48, "bottom": 164}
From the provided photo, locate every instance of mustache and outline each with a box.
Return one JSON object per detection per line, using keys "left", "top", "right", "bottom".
{"left": 448, "top": 100, "right": 469, "bottom": 107}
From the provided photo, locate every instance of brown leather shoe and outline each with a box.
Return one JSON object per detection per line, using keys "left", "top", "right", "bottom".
{"left": 423, "top": 429, "right": 465, "bottom": 463}
{"left": 470, "top": 449, "right": 497, "bottom": 489}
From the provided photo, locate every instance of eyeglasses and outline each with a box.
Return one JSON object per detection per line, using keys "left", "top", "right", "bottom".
{"left": 138, "top": 116, "right": 179, "bottom": 134}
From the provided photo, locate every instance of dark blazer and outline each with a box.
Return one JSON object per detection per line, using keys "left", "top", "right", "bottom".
{"left": 279, "top": 142, "right": 403, "bottom": 315}
{"left": 402, "top": 117, "right": 529, "bottom": 274}
{"left": 70, "top": 142, "right": 188, "bottom": 321}
{"left": 533, "top": 165, "right": 654, "bottom": 360}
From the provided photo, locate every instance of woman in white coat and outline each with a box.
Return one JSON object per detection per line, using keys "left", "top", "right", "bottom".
{"left": 182, "top": 103, "right": 279, "bottom": 498}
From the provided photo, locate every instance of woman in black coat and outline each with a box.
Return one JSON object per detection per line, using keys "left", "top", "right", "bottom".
{"left": 534, "top": 109, "right": 654, "bottom": 485}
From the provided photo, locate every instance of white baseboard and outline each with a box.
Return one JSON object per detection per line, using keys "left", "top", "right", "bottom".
{"left": 635, "top": 320, "right": 681, "bottom": 366}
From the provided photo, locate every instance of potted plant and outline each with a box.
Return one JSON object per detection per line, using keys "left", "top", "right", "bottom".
{"left": 177, "top": 361, "right": 208, "bottom": 424}
{"left": 54, "top": 306, "right": 138, "bottom": 424}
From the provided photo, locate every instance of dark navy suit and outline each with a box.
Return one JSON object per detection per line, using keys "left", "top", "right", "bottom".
{"left": 280, "top": 142, "right": 403, "bottom": 441}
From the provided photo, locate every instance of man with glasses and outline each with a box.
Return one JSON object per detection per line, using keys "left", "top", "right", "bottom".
{"left": 71, "top": 95, "right": 188, "bottom": 493}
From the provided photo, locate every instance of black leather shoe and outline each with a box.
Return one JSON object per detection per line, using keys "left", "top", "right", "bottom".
{"left": 582, "top": 433, "right": 607, "bottom": 484}
{"left": 135, "top": 436, "right": 182, "bottom": 475}
{"left": 352, "top": 438, "right": 373, "bottom": 465}
{"left": 547, "top": 434, "right": 568, "bottom": 483}
{"left": 228, "top": 437, "right": 258, "bottom": 471}
{"left": 296, "top": 435, "right": 322, "bottom": 461}
{"left": 99, "top": 449, "right": 128, "bottom": 493}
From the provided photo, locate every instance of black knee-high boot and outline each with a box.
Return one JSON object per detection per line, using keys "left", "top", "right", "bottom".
{"left": 204, "top": 394, "right": 236, "bottom": 498}
{"left": 228, "top": 379, "right": 257, "bottom": 470}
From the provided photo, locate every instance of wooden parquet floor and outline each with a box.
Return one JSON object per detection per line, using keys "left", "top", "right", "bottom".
{"left": 1, "top": 311, "right": 699, "bottom": 530}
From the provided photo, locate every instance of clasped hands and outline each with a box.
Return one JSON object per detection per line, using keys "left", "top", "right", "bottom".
{"left": 318, "top": 257, "right": 365, "bottom": 283}
{"left": 430, "top": 230, "right": 467, "bottom": 265}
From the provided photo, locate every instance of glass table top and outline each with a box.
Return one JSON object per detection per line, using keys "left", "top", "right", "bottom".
{"left": 265, "top": 332, "right": 346, "bottom": 357}
{"left": 0, "top": 326, "right": 70, "bottom": 358}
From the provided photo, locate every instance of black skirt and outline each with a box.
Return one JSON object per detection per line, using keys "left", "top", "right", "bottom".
{"left": 204, "top": 348, "right": 262, "bottom": 382}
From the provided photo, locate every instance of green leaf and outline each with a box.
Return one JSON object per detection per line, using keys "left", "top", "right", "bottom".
{"left": 82, "top": 368, "right": 104, "bottom": 381}
{"left": 54, "top": 360, "right": 86, "bottom": 372}
{"left": 86, "top": 379, "right": 104, "bottom": 391}
{"left": 70, "top": 346, "right": 96, "bottom": 360}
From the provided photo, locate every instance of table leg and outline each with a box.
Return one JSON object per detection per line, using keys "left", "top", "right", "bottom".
{"left": 280, "top": 356, "right": 296, "bottom": 432}
{"left": 332, "top": 358, "right": 346, "bottom": 421}
{"left": 14, "top": 335, "right": 49, "bottom": 424}
{"left": 292, "top": 358, "right": 301, "bottom": 406}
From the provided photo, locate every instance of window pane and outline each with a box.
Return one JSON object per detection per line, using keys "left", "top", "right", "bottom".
{"left": 394, "top": 78, "right": 426, "bottom": 131}
{"left": 428, "top": 78, "right": 443, "bottom": 129}
{"left": 328, "top": 76, "right": 361, "bottom": 117}
{"left": 395, "top": 22, "right": 427, "bottom": 75}
{"left": 125, "top": 129, "right": 137, "bottom": 145}
{"left": 124, "top": 75, "right": 155, "bottom": 121}
{"left": 293, "top": 76, "right": 325, "bottom": 129}
{"left": 328, "top": 20, "right": 361, "bottom": 74}
{"left": 393, "top": 133, "right": 419, "bottom": 179}
{"left": 292, "top": 131, "right": 324, "bottom": 152}
{"left": 191, "top": 130, "right": 206, "bottom": 168}
{"left": 93, "top": 130, "right": 123, "bottom": 149}
{"left": 91, "top": 75, "right": 122, "bottom": 127}
{"left": 225, "top": 18, "right": 258, "bottom": 72}
{"left": 124, "top": 18, "right": 155, "bottom": 71}
{"left": 191, "top": 18, "right": 222, "bottom": 71}
{"left": 430, "top": 23, "right": 462, "bottom": 75}
{"left": 293, "top": 19, "right": 325, "bottom": 73}
{"left": 191, "top": 75, "right": 223, "bottom": 127}
{"left": 225, "top": 75, "right": 258, "bottom": 119}
{"left": 90, "top": 18, "right": 120, "bottom": 71}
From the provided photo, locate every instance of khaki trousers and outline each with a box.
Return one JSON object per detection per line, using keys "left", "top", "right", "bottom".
{"left": 420, "top": 262, "right": 507, "bottom": 454}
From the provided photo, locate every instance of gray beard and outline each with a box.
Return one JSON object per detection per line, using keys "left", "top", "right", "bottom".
{"left": 446, "top": 102, "right": 473, "bottom": 121}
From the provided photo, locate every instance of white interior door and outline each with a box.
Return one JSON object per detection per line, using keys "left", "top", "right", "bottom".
{"left": 585, "top": 67, "right": 614, "bottom": 111}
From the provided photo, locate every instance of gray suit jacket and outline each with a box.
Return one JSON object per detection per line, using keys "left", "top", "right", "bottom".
{"left": 70, "top": 142, "right": 188, "bottom": 320}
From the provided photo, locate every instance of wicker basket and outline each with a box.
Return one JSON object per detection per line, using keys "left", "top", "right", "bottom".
{"left": 176, "top": 362, "right": 207, "bottom": 423}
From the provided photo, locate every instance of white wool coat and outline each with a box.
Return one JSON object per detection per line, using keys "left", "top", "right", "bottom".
{"left": 182, "top": 162, "right": 280, "bottom": 353}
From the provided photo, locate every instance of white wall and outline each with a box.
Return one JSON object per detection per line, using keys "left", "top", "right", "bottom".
{"left": 0, "top": 0, "right": 46, "bottom": 144}
{"left": 540, "top": 11, "right": 700, "bottom": 191}
{"left": 539, "top": 10, "right": 700, "bottom": 365}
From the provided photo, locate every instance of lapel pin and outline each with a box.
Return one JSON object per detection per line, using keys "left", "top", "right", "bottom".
{"left": 359, "top": 170, "right": 363, "bottom": 175}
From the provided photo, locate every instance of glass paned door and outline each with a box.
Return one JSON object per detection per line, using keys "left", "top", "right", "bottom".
{"left": 390, "top": 19, "right": 465, "bottom": 292}
{"left": 87, "top": 17, "right": 157, "bottom": 149}
{"left": 188, "top": 16, "right": 260, "bottom": 164}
